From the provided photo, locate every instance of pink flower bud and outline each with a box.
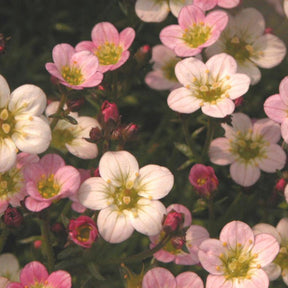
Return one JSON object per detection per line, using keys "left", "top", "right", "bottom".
{"left": 101, "top": 101, "right": 119, "bottom": 123}
{"left": 34, "top": 240, "right": 42, "bottom": 249}
{"left": 275, "top": 178, "right": 286, "bottom": 192}
{"left": 189, "top": 164, "right": 218, "bottom": 198}
{"left": 265, "top": 27, "right": 273, "bottom": 34}
{"left": 3, "top": 207, "right": 23, "bottom": 227}
{"left": 68, "top": 216, "right": 98, "bottom": 248}
{"left": 234, "top": 96, "right": 244, "bottom": 107}
{"left": 163, "top": 210, "right": 184, "bottom": 233}
{"left": 51, "top": 222, "right": 64, "bottom": 233}
{"left": 140, "top": 44, "right": 150, "bottom": 54}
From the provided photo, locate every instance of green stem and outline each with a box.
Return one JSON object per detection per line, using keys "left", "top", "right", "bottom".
{"left": 0, "top": 227, "right": 9, "bottom": 253}
{"left": 201, "top": 117, "right": 215, "bottom": 160}
{"left": 50, "top": 91, "right": 68, "bottom": 130}
{"left": 102, "top": 234, "right": 172, "bottom": 265}
{"left": 40, "top": 212, "right": 55, "bottom": 272}
{"left": 207, "top": 197, "right": 215, "bottom": 236}
{"left": 180, "top": 114, "right": 201, "bottom": 163}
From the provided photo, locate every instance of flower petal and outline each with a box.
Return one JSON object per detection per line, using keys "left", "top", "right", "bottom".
{"left": 209, "top": 138, "right": 234, "bottom": 165}
{"left": 230, "top": 162, "right": 261, "bottom": 187}
{"left": 135, "top": 0, "right": 169, "bottom": 22}
{"left": 0, "top": 75, "right": 10, "bottom": 108}
{"left": 142, "top": 267, "right": 176, "bottom": 288}
{"left": 97, "top": 207, "right": 134, "bottom": 243}
{"left": 201, "top": 98, "right": 235, "bottom": 118}
{"left": 0, "top": 138, "right": 17, "bottom": 173}
{"left": 176, "top": 271, "right": 204, "bottom": 288}
{"left": 47, "top": 271, "right": 72, "bottom": 288}
{"left": 91, "top": 22, "right": 119, "bottom": 45}
{"left": 137, "top": 164, "right": 174, "bottom": 199}
{"left": 130, "top": 199, "right": 166, "bottom": 236}
{"left": 99, "top": 150, "right": 139, "bottom": 186}
{"left": 19, "top": 261, "right": 48, "bottom": 286}
{"left": 264, "top": 94, "right": 287, "bottom": 123}
{"left": 276, "top": 217, "right": 288, "bottom": 243}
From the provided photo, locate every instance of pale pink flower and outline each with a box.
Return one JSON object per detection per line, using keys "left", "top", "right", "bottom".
{"left": 68, "top": 215, "right": 98, "bottom": 248}
{"left": 0, "top": 153, "right": 39, "bottom": 214}
{"left": 206, "top": 8, "right": 287, "bottom": 85}
{"left": 199, "top": 220, "right": 280, "bottom": 288}
{"left": 23, "top": 153, "right": 80, "bottom": 212}
{"left": 285, "top": 0, "right": 288, "bottom": 17}
{"left": 0, "top": 75, "right": 51, "bottom": 173}
{"left": 194, "top": 0, "right": 240, "bottom": 11}
{"left": 167, "top": 53, "right": 250, "bottom": 118}
{"left": 188, "top": 163, "right": 218, "bottom": 198}
{"left": 76, "top": 22, "right": 135, "bottom": 73}
{"left": 253, "top": 218, "right": 288, "bottom": 286}
{"left": 264, "top": 76, "right": 288, "bottom": 143}
{"left": 150, "top": 204, "right": 209, "bottom": 265}
{"left": 7, "top": 261, "right": 71, "bottom": 288}
{"left": 0, "top": 254, "right": 20, "bottom": 283}
{"left": 45, "top": 43, "right": 103, "bottom": 90}
{"left": 78, "top": 150, "right": 174, "bottom": 243}
{"left": 0, "top": 277, "right": 9, "bottom": 288}
{"left": 145, "top": 45, "right": 181, "bottom": 91}
{"left": 285, "top": 184, "right": 288, "bottom": 203}
{"left": 160, "top": 5, "right": 228, "bottom": 57}
{"left": 142, "top": 267, "right": 204, "bottom": 288}
{"left": 135, "top": 0, "right": 194, "bottom": 22}
{"left": 209, "top": 113, "right": 286, "bottom": 186}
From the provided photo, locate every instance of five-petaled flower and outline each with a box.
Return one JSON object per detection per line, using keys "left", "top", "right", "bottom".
{"left": 76, "top": 22, "right": 135, "bottom": 73}
{"left": 78, "top": 150, "right": 174, "bottom": 243}
{"left": 198, "top": 220, "right": 280, "bottom": 288}
{"left": 167, "top": 53, "right": 250, "bottom": 118}
{"left": 0, "top": 75, "right": 51, "bottom": 173}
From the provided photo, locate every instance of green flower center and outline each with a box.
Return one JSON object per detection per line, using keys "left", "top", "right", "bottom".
{"left": 111, "top": 178, "right": 140, "bottom": 212}
{"left": 76, "top": 224, "right": 92, "bottom": 242}
{"left": 162, "top": 58, "right": 181, "bottom": 82}
{"left": 182, "top": 23, "right": 211, "bottom": 48}
{"left": 229, "top": 130, "right": 267, "bottom": 163}
{"left": 37, "top": 174, "right": 60, "bottom": 199}
{"left": 220, "top": 242, "right": 258, "bottom": 280}
{"left": 29, "top": 282, "right": 52, "bottom": 288}
{"left": 274, "top": 247, "right": 288, "bottom": 271}
{"left": 224, "top": 36, "right": 263, "bottom": 64}
{"left": 0, "top": 108, "right": 16, "bottom": 138}
{"left": 95, "top": 42, "right": 123, "bottom": 66}
{"left": 191, "top": 74, "right": 231, "bottom": 104}
{"left": 51, "top": 126, "right": 75, "bottom": 152}
{"left": 61, "top": 65, "right": 84, "bottom": 85}
{"left": 0, "top": 167, "right": 24, "bottom": 200}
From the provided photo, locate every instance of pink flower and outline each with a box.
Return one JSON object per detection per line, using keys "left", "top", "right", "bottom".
{"left": 68, "top": 215, "right": 98, "bottom": 248}
{"left": 150, "top": 204, "right": 209, "bottom": 265}
{"left": 209, "top": 113, "right": 286, "bottom": 186}
{"left": 23, "top": 153, "right": 81, "bottom": 212}
{"left": 167, "top": 54, "right": 250, "bottom": 118}
{"left": 7, "top": 261, "right": 71, "bottom": 288}
{"left": 76, "top": 22, "right": 135, "bottom": 73}
{"left": 264, "top": 76, "right": 288, "bottom": 143}
{"left": 194, "top": 0, "right": 240, "bottom": 11}
{"left": 188, "top": 164, "right": 218, "bottom": 198}
{"left": 160, "top": 5, "right": 228, "bottom": 57}
{"left": 45, "top": 43, "right": 103, "bottom": 90}
{"left": 142, "top": 267, "right": 204, "bottom": 288}
{"left": 198, "top": 220, "right": 280, "bottom": 288}
{"left": 0, "top": 153, "right": 39, "bottom": 214}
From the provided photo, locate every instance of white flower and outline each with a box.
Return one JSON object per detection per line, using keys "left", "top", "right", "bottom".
{"left": 46, "top": 101, "right": 100, "bottom": 159}
{"left": 0, "top": 253, "right": 20, "bottom": 282}
{"left": 0, "top": 75, "right": 51, "bottom": 173}
{"left": 285, "top": 0, "right": 288, "bottom": 17}
{"left": 209, "top": 113, "right": 286, "bottom": 186}
{"left": 78, "top": 150, "right": 174, "bottom": 243}
{"left": 135, "top": 0, "right": 194, "bottom": 22}
{"left": 206, "top": 8, "right": 286, "bottom": 85}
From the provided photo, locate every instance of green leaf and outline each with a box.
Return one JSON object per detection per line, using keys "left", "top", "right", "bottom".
{"left": 174, "top": 142, "right": 193, "bottom": 158}
{"left": 87, "top": 262, "right": 106, "bottom": 281}
{"left": 177, "top": 159, "right": 195, "bottom": 171}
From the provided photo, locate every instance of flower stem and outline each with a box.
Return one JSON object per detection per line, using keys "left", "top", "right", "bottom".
{"left": 0, "top": 226, "right": 9, "bottom": 253}
{"left": 103, "top": 234, "right": 172, "bottom": 265}
{"left": 202, "top": 117, "right": 215, "bottom": 161}
{"left": 40, "top": 212, "right": 55, "bottom": 272}
{"left": 50, "top": 90, "right": 68, "bottom": 130}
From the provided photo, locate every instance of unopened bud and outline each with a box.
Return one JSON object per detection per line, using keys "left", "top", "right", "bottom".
{"left": 3, "top": 207, "right": 23, "bottom": 227}
{"left": 163, "top": 211, "right": 184, "bottom": 234}
{"left": 101, "top": 101, "right": 119, "bottom": 123}
{"left": 88, "top": 127, "right": 102, "bottom": 142}
{"left": 275, "top": 178, "right": 286, "bottom": 192}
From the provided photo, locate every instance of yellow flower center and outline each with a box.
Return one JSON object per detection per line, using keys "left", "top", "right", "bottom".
{"left": 76, "top": 224, "right": 93, "bottom": 242}
{"left": 162, "top": 57, "right": 181, "bottom": 81}
{"left": 0, "top": 108, "right": 15, "bottom": 138}
{"left": 37, "top": 174, "right": 60, "bottom": 199}
{"left": 95, "top": 42, "right": 123, "bottom": 66}
{"left": 182, "top": 22, "right": 212, "bottom": 48}
{"left": 61, "top": 65, "right": 84, "bottom": 85}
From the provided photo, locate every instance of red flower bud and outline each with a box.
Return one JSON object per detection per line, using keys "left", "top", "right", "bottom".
{"left": 101, "top": 101, "right": 119, "bottom": 123}
{"left": 34, "top": 240, "right": 42, "bottom": 249}
{"left": 68, "top": 216, "right": 98, "bottom": 248}
{"left": 163, "top": 211, "right": 184, "bottom": 233}
{"left": 3, "top": 207, "right": 23, "bottom": 227}
{"left": 275, "top": 178, "right": 286, "bottom": 192}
